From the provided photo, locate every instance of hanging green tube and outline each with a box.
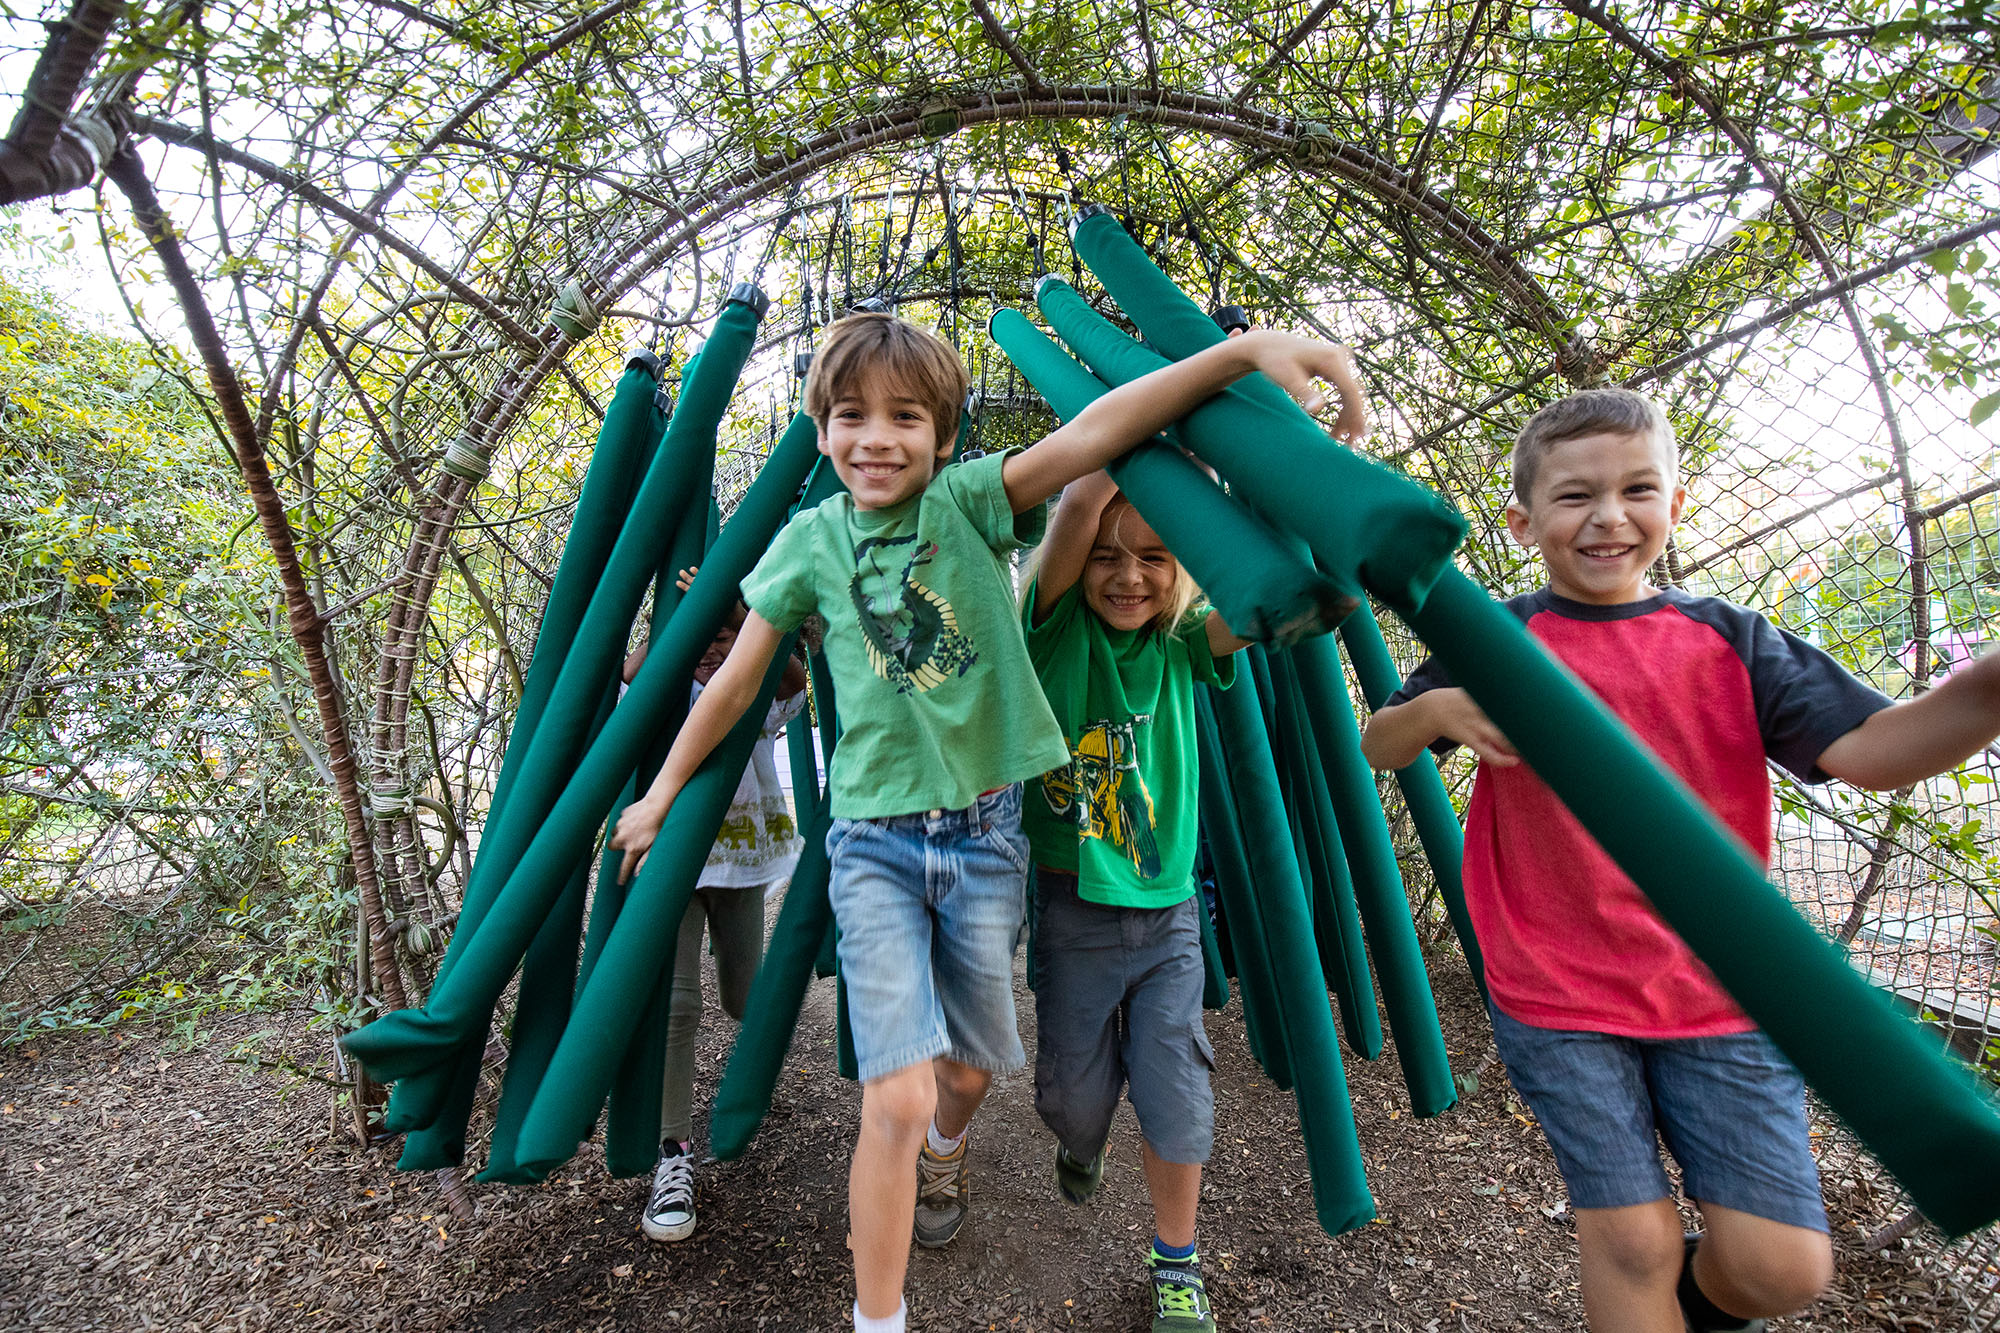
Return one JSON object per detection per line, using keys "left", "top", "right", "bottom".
{"left": 510, "top": 637, "right": 803, "bottom": 1175}
{"left": 708, "top": 792, "right": 836, "bottom": 1159}
{"left": 1204, "top": 673, "right": 1375, "bottom": 1236}
{"left": 343, "top": 396, "right": 817, "bottom": 1128}
{"left": 1193, "top": 689, "right": 1289, "bottom": 1088}
{"left": 1338, "top": 604, "right": 1486, "bottom": 1001}
{"left": 1288, "top": 635, "right": 1457, "bottom": 1117}
{"left": 1408, "top": 567, "right": 2000, "bottom": 1237}
{"left": 1060, "top": 215, "right": 1465, "bottom": 612}
{"left": 1268, "top": 650, "right": 1381, "bottom": 1058}
{"left": 988, "top": 308, "right": 1355, "bottom": 644}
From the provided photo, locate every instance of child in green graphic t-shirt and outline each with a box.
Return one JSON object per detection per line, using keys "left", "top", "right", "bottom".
{"left": 1022, "top": 472, "right": 1280, "bottom": 1333}
{"left": 610, "top": 311, "right": 1364, "bottom": 1333}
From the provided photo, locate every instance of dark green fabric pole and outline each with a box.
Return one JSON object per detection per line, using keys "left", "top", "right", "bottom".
{"left": 707, "top": 792, "right": 836, "bottom": 1159}
{"left": 480, "top": 680, "right": 623, "bottom": 1181}
{"left": 1196, "top": 888, "right": 1229, "bottom": 1011}
{"left": 1059, "top": 217, "right": 1465, "bottom": 612}
{"left": 1289, "top": 635, "right": 1457, "bottom": 1117}
{"left": 510, "top": 637, "right": 803, "bottom": 1176}
{"left": 1268, "top": 650, "right": 1381, "bottom": 1058}
{"left": 343, "top": 397, "right": 816, "bottom": 1125}
{"left": 1193, "top": 689, "right": 1289, "bottom": 1088}
{"left": 601, "top": 466, "right": 721, "bottom": 1173}
{"left": 834, "top": 958, "right": 859, "bottom": 1082}
{"left": 1408, "top": 568, "right": 2000, "bottom": 1236}
{"left": 1338, "top": 604, "right": 1486, "bottom": 1002}
{"left": 1205, "top": 672, "right": 1375, "bottom": 1236}
{"left": 396, "top": 365, "right": 669, "bottom": 1171}
{"left": 988, "top": 308, "right": 1356, "bottom": 644}
{"left": 807, "top": 644, "right": 841, "bottom": 981}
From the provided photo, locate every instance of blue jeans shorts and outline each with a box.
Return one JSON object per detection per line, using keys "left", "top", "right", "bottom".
{"left": 1031, "top": 869, "right": 1214, "bottom": 1164}
{"left": 826, "top": 785, "right": 1030, "bottom": 1084}
{"left": 1489, "top": 1005, "right": 1827, "bottom": 1231}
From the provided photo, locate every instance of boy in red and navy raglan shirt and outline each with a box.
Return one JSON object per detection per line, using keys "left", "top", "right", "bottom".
{"left": 1362, "top": 388, "right": 2000, "bottom": 1333}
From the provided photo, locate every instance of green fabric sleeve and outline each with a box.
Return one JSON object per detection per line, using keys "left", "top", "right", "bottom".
{"left": 1288, "top": 635, "right": 1457, "bottom": 1117}
{"left": 988, "top": 307, "right": 1356, "bottom": 645}
{"left": 1203, "top": 672, "right": 1376, "bottom": 1236}
{"left": 1062, "top": 214, "right": 1466, "bottom": 612}
{"left": 707, "top": 791, "right": 836, "bottom": 1159}
{"left": 1407, "top": 567, "right": 2000, "bottom": 1237}
{"left": 341, "top": 396, "right": 817, "bottom": 1129}
{"left": 1337, "top": 603, "right": 1486, "bottom": 1002}
{"left": 509, "top": 638, "right": 803, "bottom": 1176}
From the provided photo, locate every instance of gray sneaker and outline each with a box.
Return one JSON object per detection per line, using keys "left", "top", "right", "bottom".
{"left": 913, "top": 1137, "right": 969, "bottom": 1247}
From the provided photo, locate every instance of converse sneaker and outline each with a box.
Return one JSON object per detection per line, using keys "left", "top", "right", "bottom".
{"left": 642, "top": 1143, "right": 697, "bottom": 1242}
{"left": 1148, "top": 1246, "right": 1216, "bottom": 1332}
{"left": 1054, "top": 1142, "right": 1106, "bottom": 1204}
{"left": 913, "top": 1137, "right": 969, "bottom": 1247}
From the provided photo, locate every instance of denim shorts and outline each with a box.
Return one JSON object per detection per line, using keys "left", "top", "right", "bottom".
{"left": 826, "top": 785, "right": 1030, "bottom": 1083}
{"left": 1032, "top": 870, "right": 1214, "bottom": 1165}
{"left": 1489, "top": 1005, "right": 1827, "bottom": 1231}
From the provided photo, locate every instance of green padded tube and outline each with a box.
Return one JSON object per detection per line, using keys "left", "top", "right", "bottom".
{"left": 988, "top": 307, "right": 1355, "bottom": 644}
{"left": 1204, "top": 673, "right": 1375, "bottom": 1235}
{"left": 398, "top": 368, "right": 669, "bottom": 1171}
{"left": 1197, "top": 889, "right": 1229, "bottom": 1010}
{"left": 835, "top": 959, "right": 859, "bottom": 1082}
{"left": 1268, "top": 650, "right": 1381, "bottom": 1058}
{"left": 481, "top": 681, "right": 622, "bottom": 1181}
{"left": 601, "top": 472, "right": 720, "bottom": 1174}
{"left": 1193, "top": 689, "right": 1289, "bottom": 1088}
{"left": 707, "top": 792, "right": 836, "bottom": 1159}
{"left": 342, "top": 399, "right": 819, "bottom": 1125}
{"left": 1408, "top": 567, "right": 2000, "bottom": 1236}
{"left": 1064, "top": 214, "right": 1464, "bottom": 612}
{"left": 1337, "top": 604, "right": 1487, "bottom": 1001}
{"left": 1288, "top": 635, "right": 1457, "bottom": 1117}
{"left": 510, "top": 638, "right": 803, "bottom": 1176}
{"left": 808, "top": 645, "right": 841, "bottom": 981}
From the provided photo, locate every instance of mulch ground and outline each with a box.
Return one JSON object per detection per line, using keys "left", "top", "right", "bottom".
{"left": 0, "top": 947, "right": 1982, "bottom": 1332}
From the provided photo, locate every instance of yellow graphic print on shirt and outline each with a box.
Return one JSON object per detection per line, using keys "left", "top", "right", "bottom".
{"left": 1040, "top": 714, "right": 1162, "bottom": 878}
{"left": 849, "top": 533, "right": 979, "bottom": 694}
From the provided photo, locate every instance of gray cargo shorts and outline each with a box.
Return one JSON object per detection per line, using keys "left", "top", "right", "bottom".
{"left": 1031, "top": 868, "right": 1215, "bottom": 1165}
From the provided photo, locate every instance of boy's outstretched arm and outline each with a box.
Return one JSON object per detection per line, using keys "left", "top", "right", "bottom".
{"left": 609, "top": 610, "right": 786, "bottom": 882}
{"left": 1032, "top": 470, "right": 1119, "bottom": 622}
{"left": 1001, "top": 330, "right": 1366, "bottom": 514}
{"left": 1816, "top": 653, "right": 2000, "bottom": 789}
{"left": 1360, "top": 687, "right": 1520, "bottom": 771}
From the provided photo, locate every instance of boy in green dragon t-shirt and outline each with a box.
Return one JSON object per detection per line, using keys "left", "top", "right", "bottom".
{"left": 610, "top": 311, "right": 1361, "bottom": 1333}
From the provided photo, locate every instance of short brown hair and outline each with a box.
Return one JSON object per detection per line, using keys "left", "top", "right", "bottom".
{"left": 1511, "top": 388, "right": 1676, "bottom": 504}
{"left": 804, "top": 312, "right": 968, "bottom": 452}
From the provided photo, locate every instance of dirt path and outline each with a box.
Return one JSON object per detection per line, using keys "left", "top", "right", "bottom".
{"left": 0, "top": 947, "right": 1976, "bottom": 1331}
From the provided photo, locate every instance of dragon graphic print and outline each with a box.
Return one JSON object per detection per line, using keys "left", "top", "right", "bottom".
{"left": 848, "top": 532, "right": 979, "bottom": 693}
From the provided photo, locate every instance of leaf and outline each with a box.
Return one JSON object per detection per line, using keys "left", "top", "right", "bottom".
{"left": 1970, "top": 391, "right": 2000, "bottom": 427}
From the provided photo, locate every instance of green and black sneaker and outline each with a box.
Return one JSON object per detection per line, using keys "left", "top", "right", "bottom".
{"left": 1054, "top": 1142, "right": 1106, "bottom": 1204}
{"left": 1147, "top": 1246, "right": 1216, "bottom": 1333}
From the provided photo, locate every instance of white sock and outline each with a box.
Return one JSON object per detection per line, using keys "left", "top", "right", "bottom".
{"left": 925, "top": 1120, "right": 965, "bottom": 1155}
{"left": 853, "top": 1299, "right": 907, "bottom": 1333}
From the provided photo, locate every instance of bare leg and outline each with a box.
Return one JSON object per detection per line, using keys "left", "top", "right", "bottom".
{"left": 930, "top": 1055, "right": 991, "bottom": 1139}
{"left": 1574, "top": 1200, "right": 1686, "bottom": 1333}
{"left": 1692, "top": 1202, "right": 1831, "bottom": 1319}
{"left": 850, "top": 1063, "right": 935, "bottom": 1319}
{"left": 1140, "top": 1141, "right": 1201, "bottom": 1250}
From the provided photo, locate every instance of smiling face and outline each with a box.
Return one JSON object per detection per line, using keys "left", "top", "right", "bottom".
{"left": 1506, "top": 428, "right": 1686, "bottom": 606}
{"left": 1082, "top": 502, "right": 1181, "bottom": 632}
{"left": 816, "top": 370, "right": 955, "bottom": 510}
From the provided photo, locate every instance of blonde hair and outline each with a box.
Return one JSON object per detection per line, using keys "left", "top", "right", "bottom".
{"left": 1098, "top": 494, "right": 1201, "bottom": 636}
{"left": 1510, "top": 387, "right": 1677, "bottom": 504}
{"left": 804, "top": 312, "right": 968, "bottom": 452}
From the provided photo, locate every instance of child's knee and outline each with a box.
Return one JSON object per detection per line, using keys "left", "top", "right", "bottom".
{"left": 1577, "top": 1203, "right": 1685, "bottom": 1287}
{"left": 1702, "top": 1220, "right": 1831, "bottom": 1312}
{"left": 862, "top": 1066, "right": 937, "bottom": 1141}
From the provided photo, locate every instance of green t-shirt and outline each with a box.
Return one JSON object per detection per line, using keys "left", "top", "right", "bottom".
{"left": 741, "top": 449, "right": 1070, "bottom": 820}
{"left": 1021, "top": 579, "right": 1236, "bottom": 908}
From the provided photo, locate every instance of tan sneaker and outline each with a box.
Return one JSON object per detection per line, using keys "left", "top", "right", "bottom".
{"left": 913, "top": 1137, "right": 969, "bottom": 1247}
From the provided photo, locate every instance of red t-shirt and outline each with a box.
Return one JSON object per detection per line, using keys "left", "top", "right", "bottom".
{"left": 1387, "top": 589, "right": 1890, "bottom": 1038}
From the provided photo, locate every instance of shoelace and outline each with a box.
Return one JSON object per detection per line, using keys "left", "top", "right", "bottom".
{"left": 1153, "top": 1262, "right": 1206, "bottom": 1317}
{"left": 917, "top": 1145, "right": 963, "bottom": 1201}
{"left": 651, "top": 1156, "right": 694, "bottom": 1212}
